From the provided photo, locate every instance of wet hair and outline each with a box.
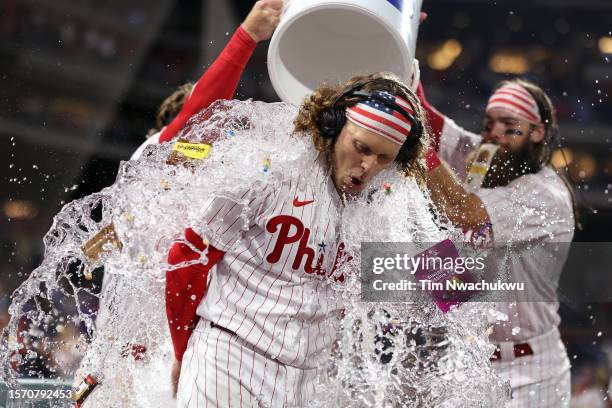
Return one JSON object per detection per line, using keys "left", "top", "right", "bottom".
{"left": 146, "top": 82, "right": 194, "bottom": 137}
{"left": 293, "top": 72, "right": 430, "bottom": 181}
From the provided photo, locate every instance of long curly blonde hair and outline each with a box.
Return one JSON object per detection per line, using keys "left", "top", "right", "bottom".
{"left": 293, "top": 72, "right": 430, "bottom": 181}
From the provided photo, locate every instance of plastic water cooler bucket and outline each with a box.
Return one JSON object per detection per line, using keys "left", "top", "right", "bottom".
{"left": 268, "top": 0, "right": 423, "bottom": 105}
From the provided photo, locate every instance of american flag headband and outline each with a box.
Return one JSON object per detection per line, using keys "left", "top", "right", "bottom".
{"left": 343, "top": 90, "right": 417, "bottom": 146}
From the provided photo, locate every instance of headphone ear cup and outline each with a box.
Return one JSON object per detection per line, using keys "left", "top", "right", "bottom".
{"left": 395, "top": 118, "right": 423, "bottom": 164}
{"left": 411, "top": 121, "right": 423, "bottom": 147}
{"left": 317, "top": 108, "right": 346, "bottom": 139}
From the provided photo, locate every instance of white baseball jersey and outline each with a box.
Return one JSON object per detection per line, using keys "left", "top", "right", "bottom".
{"left": 194, "top": 156, "right": 345, "bottom": 370}
{"left": 476, "top": 166, "right": 574, "bottom": 342}
{"left": 438, "top": 118, "right": 574, "bottom": 342}
{"left": 130, "top": 130, "right": 163, "bottom": 161}
{"left": 438, "top": 117, "right": 573, "bottom": 405}
{"left": 178, "top": 318, "right": 319, "bottom": 407}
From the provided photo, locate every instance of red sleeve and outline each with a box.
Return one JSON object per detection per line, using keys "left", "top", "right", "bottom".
{"left": 159, "top": 26, "right": 257, "bottom": 143}
{"left": 417, "top": 82, "right": 446, "bottom": 152}
{"left": 166, "top": 228, "right": 225, "bottom": 361}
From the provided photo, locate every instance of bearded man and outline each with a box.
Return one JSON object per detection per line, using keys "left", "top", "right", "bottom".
{"left": 421, "top": 79, "right": 575, "bottom": 407}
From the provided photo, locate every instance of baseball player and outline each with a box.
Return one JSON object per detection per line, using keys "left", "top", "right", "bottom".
{"left": 155, "top": 4, "right": 432, "bottom": 401}
{"left": 166, "top": 74, "right": 429, "bottom": 407}
{"left": 420, "top": 80, "right": 575, "bottom": 406}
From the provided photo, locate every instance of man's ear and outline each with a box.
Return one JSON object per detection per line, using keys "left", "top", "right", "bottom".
{"left": 530, "top": 124, "right": 545, "bottom": 143}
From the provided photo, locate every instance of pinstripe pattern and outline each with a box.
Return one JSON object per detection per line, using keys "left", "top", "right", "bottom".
{"left": 178, "top": 159, "right": 344, "bottom": 405}
{"left": 177, "top": 320, "right": 319, "bottom": 407}
{"left": 492, "top": 328, "right": 571, "bottom": 407}
{"left": 198, "top": 164, "right": 344, "bottom": 369}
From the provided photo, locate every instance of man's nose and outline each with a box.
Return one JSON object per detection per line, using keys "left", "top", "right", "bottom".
{"left": 361, "top": 156, "right": 377, "bottom": 173}
{"left": 484, "top": 122, "right": 505, "bottom": 142}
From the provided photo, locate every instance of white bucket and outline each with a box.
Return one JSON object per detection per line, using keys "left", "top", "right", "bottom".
{"left": 267, "top": 0, "right": 423, "bottom": 105}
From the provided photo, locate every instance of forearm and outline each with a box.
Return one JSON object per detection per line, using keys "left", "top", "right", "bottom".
{"left": 427, "top": 160, "right": 490, "bottom": 230}
{"left": 160, "top": 26, "right": 257, "bottom": 142}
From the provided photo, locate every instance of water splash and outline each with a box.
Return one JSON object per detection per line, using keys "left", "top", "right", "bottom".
{"left": 1, "top": 99, "right": 508, "bottom": 406}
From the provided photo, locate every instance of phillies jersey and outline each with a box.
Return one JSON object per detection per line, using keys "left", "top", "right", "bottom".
{"left": 195, "top": 157, "right": 346, "bottom": 369}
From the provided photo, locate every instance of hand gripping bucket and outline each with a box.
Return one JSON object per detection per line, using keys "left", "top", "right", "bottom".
{"left": 267, "top": 0, "right": 423, "bottom": 105}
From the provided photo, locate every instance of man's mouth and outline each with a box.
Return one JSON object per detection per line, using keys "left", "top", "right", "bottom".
{"left": 345, "top": 175, "right": 363, "bottom": 190}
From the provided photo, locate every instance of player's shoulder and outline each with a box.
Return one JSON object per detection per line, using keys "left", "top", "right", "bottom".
{"left": 515, "top": 166, "right": 573, "bottom": 214}
{"left": 130, "top": 130, "right": 163, "bottom": 160}
{"left": 519, "top": 166, "right": 569, "bottom": 196}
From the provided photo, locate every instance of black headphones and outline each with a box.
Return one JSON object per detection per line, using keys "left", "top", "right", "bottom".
{"left": 316, "top": 78, "right": 423, "bottom": 155}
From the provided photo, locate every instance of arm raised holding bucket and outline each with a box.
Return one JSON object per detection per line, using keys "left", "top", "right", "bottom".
{"left": 160, "top": 0, "right": 283, "bottom": 143}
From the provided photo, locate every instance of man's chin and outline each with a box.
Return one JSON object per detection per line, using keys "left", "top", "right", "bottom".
{"left": 482, "top": 150, "right": 535, "bottom": 188}
{"left": 341, "top": 187, "right": 363, "bottom": 197}
{"left": 339, "top": 182, "right": 367, "bottom": 198}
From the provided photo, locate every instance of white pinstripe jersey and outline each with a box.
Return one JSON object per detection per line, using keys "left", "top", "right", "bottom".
{"left": 195, "top": 158, "right": 345, "bottom": 369}
{"left": 438, "top": 118, "right": 574, "bottom": 342}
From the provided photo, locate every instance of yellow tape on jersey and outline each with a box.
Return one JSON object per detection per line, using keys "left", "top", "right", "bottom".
{"left": 172, "top": 142, "right": 211, "bottom": 160}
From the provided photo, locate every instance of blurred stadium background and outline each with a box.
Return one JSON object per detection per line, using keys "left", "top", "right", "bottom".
{"left": 1, "top": 0, "right": 611, "bottom": 405}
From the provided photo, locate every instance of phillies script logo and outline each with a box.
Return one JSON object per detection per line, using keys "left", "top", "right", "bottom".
{"left": 265, "top": 215, "right": 348, "bottom": 281}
